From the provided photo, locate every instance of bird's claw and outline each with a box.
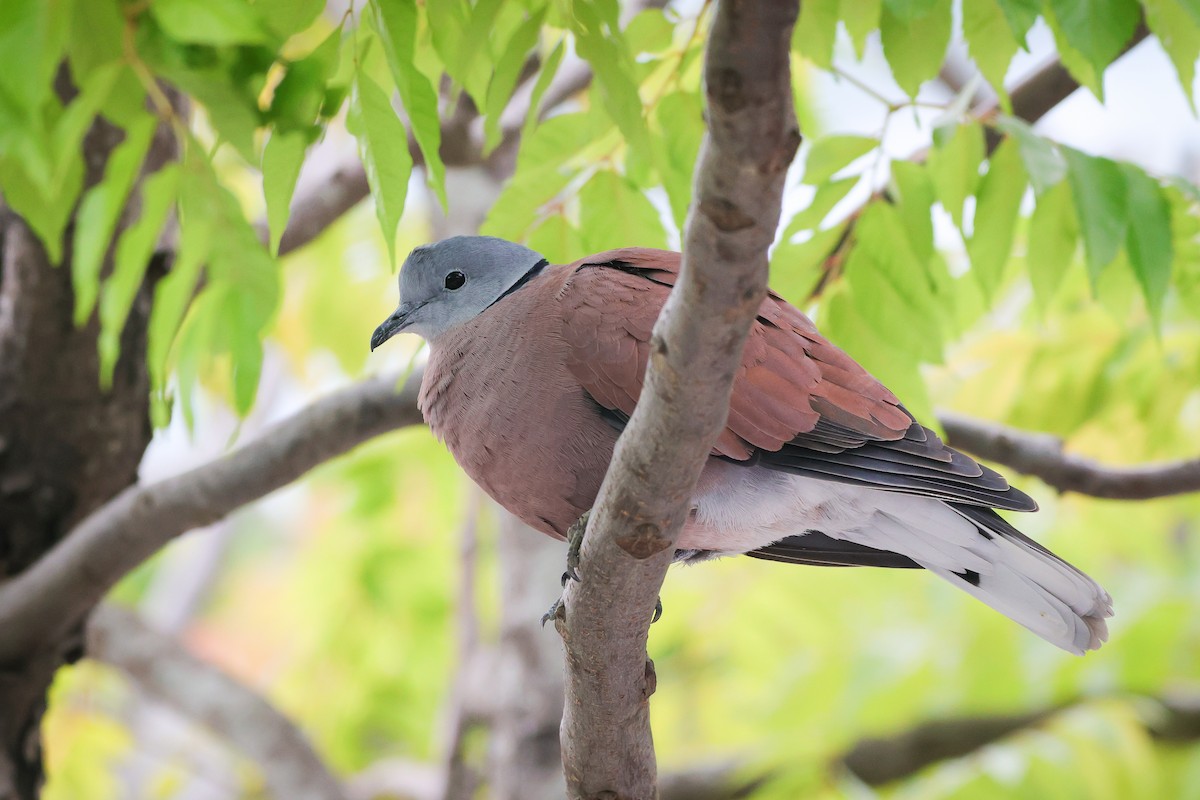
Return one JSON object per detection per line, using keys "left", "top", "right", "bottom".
{"left": 543, "top": 512, "right": 663, "bottom": 628}
{"left": 542, "top": 596, "right": 566, "bottom": 627}
{"left": 564, "top": 510, "right": 590, "bottom": 582}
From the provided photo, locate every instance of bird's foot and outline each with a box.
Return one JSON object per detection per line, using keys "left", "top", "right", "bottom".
{"left": 540, "top": 511, "right": 663, "bottom": 627}
{"left": 542, "top": 590, "right": 662, "bottom": 627}
{"left": 541, "top": 596, "right": 565, "bottom": 627}
{"left": 541, "top": 570, "right": 573, "bottom": 627}
{"left": 563, "top": 509, "right": 590, "bottom": 582}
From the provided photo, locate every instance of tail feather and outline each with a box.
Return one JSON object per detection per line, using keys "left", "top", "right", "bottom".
{"left": 817, "top": 494, "right": 1113, "bottom": 654}
{"left": 930, "top": 507, "right": 1112, "bottom": 654}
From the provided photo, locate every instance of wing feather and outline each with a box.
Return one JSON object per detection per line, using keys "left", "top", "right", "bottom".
{"left": 556, "top": 248, "right": 1034, "bottom": 511}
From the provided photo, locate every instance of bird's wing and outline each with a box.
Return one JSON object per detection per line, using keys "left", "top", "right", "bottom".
{"left": 557, "top": 248, "right": 1036, "bottom": 512}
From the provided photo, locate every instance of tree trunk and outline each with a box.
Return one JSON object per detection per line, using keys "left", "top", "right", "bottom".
{"left": 490, "top": 512, "right": 567, "bottom": 800}
{"left": 0, "top": 74, "right": 180, "bottom": 799}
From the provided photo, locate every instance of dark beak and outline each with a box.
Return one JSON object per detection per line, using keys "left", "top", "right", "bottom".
{"left": 370, "top": 302, "right": 420, "bottom": 351}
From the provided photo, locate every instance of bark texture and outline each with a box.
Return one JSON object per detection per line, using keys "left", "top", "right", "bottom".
{"left": 0, "top": 74, "right": 179, "bottom": 799}
{"left": 556, "top": 3, "right": 800, "bottom": 798}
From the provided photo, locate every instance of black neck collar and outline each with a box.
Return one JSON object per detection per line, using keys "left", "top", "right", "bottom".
{"left": 487, "top": 258, "right": 549, "bottom": 310}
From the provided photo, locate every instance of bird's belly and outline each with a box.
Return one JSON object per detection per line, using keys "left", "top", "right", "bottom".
{"left": 679, "top": 461, "right": 870, "bottom": 554}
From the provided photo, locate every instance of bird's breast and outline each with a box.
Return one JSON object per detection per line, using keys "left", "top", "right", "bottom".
{"left": 421, "top": 322, "right": 617, "bottom": 539}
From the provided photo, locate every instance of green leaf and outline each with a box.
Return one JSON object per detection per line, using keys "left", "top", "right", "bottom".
{"left": 1042, "top": 5, "right": 1105, "bottom": 100}
{"left": 483, "top": 9, "right": 545, "bottom": 154}
{"left": 993, "top": 116, "right": 1067, "bottom": 194}
{"left": 926, "top": 122, "right": 984, "bottom": 229}
{"left": 962, "top": 0, "right": 1019, "bottom": 111}
{"left": 1121, "top": 166, "right": 1173, "bottom": 321}
{"left": 347, "top": 71, "right": 414, "bottom": 266}
{"left": 573, "top": 6, "right": 652, "bottom": 162}
{"left": 1182, "top": 0, "right": 1200, "bottom": 25}
{"left": 262, "top": 131, "right": 307, "bottom": 256}
{"left": 624, "top": 8, "right": 674, "bottom": 55}
{"left": 1046, "top": 0, "right": 1140, "bottom": 79}
{"left": 995, "top": 0, "right": 1040, "bottom": 46}
{"left": 372, "top": 0, "right": 447, "bottom": 206}
{"left": 1142, "top": 0, "right": 1200, "bottom": 113}
{"left": 482, "top": 110, "right": 606, "bottom": 240}
{"left": 0, "top": 0, "right": 67, "bottom": 119}
{"left": 967, "top": 137, "right": 1027, "bottom": 299}
{"left": 578, "top": 170, "right": 668, "bottom": 253}
{"left": 653, "top": 90, "right": 704, "bottom": 231}
{"left": 803, "top": 135, "right": 878, "bottom": 185}
{"left": 147, "top": 208, "right": 210, "bottom": 423}
{"left": 883, "top": 0, "right": 939, "bottom": 21}
{"left": 822, "top": 284, "right": 935, "bottom": 424}
{"left": 880, "top": 0, "right": 952, "bottom": 97}
{"left": 99, "top": 164, "right": 181, "bottom": 388}
{"left": 1064, "top": 147, "right": 1127, "bottom": 286}
{"left": 0, "top": 156, "right": 81, "bottom": 265}
{"left": 73, "top": 115, "right": 158, "bottom": 324}
{"left": 138, "top": 34, "right": 270, "bottom": 162}
{"left": 845, "top": 203, "right": 944, "bottom": 362}
{"left": 66, "top": 0, "right": 125, "bottom": 80}
{"left": 149, "top": 0, "right": 273, "bottom": 46}
{"left": 787, "top": 177, "right": 859, "bottom": 233}
{"left": 225, "top": 287, "right": 267, "bottom": 415}
{"left": 527, "top": 214, "right": 584, "bottom": 264}
{"left": 269, "top": 25, "right": 342, "bottom": 133}
{"left": 840, "top": 0, "right": 881, "bottom": 59}
{"left": 254, "top": 0, "right": 324, "bottom": 39}
{"left": 1026, "top": 179, "right": 1077, "bottom": 309}
{"left": 890, "top": 160, "right": 936, "bottom": 260}
{"left": 793, "top": 0, "right": 839, "bottom": 69}
{"left": 521, "top": 39, "right": 565, "bottom": 143}
{"left": 770, "top": 222, "right": 848, "bottom": 302}
{"left": 51, "top": 62, "right": 121, "bottom": 191}
{"left": 442, "top": 0, "right": 503, "bottom": 107}
{"left": 426, "top": 0, "right": 469, "bottom": 80}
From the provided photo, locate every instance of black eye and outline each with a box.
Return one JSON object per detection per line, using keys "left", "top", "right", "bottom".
{"left": 444, "top": 271, "right": 466, "bottom": 290}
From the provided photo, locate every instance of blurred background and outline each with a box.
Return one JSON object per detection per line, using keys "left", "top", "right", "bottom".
{"left": 30, "top": 1, "right": 1200, "bottom": 798}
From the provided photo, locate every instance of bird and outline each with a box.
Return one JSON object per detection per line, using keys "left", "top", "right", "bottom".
{"left": 370, "top": 235, "right": 1113, "bottom": 654}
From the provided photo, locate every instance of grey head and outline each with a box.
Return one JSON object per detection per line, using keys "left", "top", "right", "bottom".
{"left": 370, "top": 235, "right": 547, "bottom": 350}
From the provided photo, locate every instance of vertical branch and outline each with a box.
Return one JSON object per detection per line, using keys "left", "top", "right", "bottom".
{"left": 490, "top": 511, "right": 567, "bottom": 800}
{"left": 557, "top": 3, "right": 801, "bottom": 799}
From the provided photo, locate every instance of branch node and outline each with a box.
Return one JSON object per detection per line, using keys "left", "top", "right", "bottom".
{"left": 699, "top": 197, "right": 756, "bottom": 232}
{"left": 615, "top": 523, "right": 672, "bottom": 559}
{"left": 643, "top": 659, "right": 657, "bottom": 700}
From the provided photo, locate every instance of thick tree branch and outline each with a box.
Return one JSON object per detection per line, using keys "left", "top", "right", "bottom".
{"left": 940, "top": 412, "right": 1200, "bottom": 500}
{"left": 838, "top": 693, "right": 1200, "bottom": 786}
{"left": 556, "top": 4, "right": 801, "bottom": 799}
{"left": 0, "top": 369, "right": 425, "bottom": 666}
{"left": 87, "top": 604, "right": 345, "bottom": 800}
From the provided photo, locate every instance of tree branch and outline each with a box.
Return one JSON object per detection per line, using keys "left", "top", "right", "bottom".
{"left": 556, "top": 3, "right": 801, "bottom": 798}
{"left": 939, "top": 412, "right": 1200, "bottom": 500}
{"left": 88, "top": 604, "right": 346, "bottom": 800}
{"left": 0, "top": 369, "right": 425, "bottom": 666}
{"left": 837, "top": 692, "right": 1200, "bottom": 786}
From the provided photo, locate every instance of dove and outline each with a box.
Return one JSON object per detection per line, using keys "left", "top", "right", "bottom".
{"left": 371, "top": 236, "right": 1112, "bottom": 654}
